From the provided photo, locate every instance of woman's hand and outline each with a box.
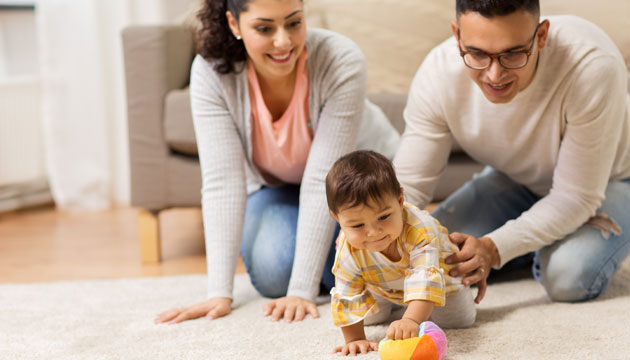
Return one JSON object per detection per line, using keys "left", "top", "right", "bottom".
{"left": 263, "top": 296, "right": 319, "bottom": 322}
{"left": 333, "top": 340, "right": 378, "bottom": 356}
{"left": 154, "top": 297, "right": 232, "bottom": 324}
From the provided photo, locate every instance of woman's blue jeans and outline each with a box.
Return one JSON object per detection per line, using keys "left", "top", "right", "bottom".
{"left": 432, "top": 167, "right": 630, "bottom": 302}
{"left": 240, "top": 185, "right": 337, "bottom": 298}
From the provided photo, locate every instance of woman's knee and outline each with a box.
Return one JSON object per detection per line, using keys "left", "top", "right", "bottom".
{"left": 245, "top": 226, "right": 295, "bottom": 298}
{"left": 248, "top": 252, "right": 293, "bottom": 298}
{"left": 242, "top": 194, "right": 298, "bottom": 298}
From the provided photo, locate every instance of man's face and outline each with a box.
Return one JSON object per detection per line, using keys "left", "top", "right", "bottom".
{"left": 451, "top": 10, "right": 549, "bottom": 104}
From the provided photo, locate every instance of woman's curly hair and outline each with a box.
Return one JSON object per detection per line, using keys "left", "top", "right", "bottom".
{"left": 197, "top": 0, "right": 250, "bottom": 74}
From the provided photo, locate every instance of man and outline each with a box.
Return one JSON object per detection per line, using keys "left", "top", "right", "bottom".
{"left": 394, "top": 0, "right": 630, "bottom": 304}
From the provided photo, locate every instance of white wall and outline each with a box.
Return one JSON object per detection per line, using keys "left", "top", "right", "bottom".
{"left": 0, "top": 4, "right": 51, "bottom": 211}
{"left": 0, "top": 9, "right": 38, "bottom": 77}
{"left": 0, "top": 6, "right": 45, "bottom": 194}
{"left": 131, "top": 0, "right": 199, "bottom": 24}
{"left": 32, "top": 0, "right": 197, "bottom": 211}
{"left": 110, "top": 0, "right": 199, "bottom": 205}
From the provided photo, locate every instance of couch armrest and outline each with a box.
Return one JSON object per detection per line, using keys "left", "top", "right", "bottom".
{"left": 122, "top": 25, "right": 196, "bottom": 210}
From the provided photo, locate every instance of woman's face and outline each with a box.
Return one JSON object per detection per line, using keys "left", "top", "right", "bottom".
{"left": 227, "top": 0, "right": 306, "bottom": 82}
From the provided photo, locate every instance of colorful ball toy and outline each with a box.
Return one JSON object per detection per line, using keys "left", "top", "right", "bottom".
{"left": 378, "top": 321, "right": 447, "bottom": 360}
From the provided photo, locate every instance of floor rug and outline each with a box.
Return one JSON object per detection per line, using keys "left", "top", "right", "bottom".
{"left": 2, "top": 257, "right": 629, "bottom": 359}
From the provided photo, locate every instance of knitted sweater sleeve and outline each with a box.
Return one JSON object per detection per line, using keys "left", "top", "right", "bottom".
{"left": 190, "top": 56, "right": 247, "bottom": 299}
{"left": 488, "top": 54, "right": 629, "bottom": 266}
{"left": 393, "top": 50, "right": 453, "bottom": 209}
{"left": 286, "top": 33, "right": 368, "bottom": 301}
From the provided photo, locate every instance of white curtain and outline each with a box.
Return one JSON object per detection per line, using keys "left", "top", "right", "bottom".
{"left": 36, "top": 0, "right": 196, "bottom": 211}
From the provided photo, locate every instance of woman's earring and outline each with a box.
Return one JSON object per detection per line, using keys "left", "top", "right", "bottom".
{"left": 235, "top": 35, "right": 242, "bottom": 40}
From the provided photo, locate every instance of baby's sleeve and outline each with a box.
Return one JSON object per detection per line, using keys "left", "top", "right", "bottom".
{"left": 404, "top": 223, "right": 446, "bottom": 306}
{"left": 330, "top": 236, "right": 378, "bottom": 327}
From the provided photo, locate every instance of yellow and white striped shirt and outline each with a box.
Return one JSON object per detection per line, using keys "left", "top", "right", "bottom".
{"left": 330, "top": 203, "right": 464, "bottom": 327}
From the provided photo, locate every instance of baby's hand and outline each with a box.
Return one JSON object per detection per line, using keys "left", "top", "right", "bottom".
{"left": 386, "top": 318, "right": 420, "bottom": 340}
{"left": 333, "top": 339, "right": 378, "bottom": 356}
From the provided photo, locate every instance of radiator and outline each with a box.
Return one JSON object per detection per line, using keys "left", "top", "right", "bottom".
{"left": 0, "top": 76, "right": 51, "bottom": 211}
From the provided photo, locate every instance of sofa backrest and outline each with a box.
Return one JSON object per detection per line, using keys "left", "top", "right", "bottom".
{"left": 304, "top": 0, "right": 630, "bottom": 94}
{"left": 180, "top": 0, "right": 629, "bottom": 94}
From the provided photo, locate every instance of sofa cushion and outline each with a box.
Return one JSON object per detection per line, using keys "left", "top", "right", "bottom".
{"left": 367, "top": 93, "right": 464, "bottom": 153}
{"left": 307, "top": 0, "right": 630, "bottom": 94}
{"left": 180, "top": 0, "right": 629, "bottom": 93}
{"left": 164, "top": 87, "right": 197, "bottom": 155}
{"left": 309, "top": 0, "right": 454, "bottom": 94}
{"left": 541, "top": 0, "right": 630, "bottom": 74}
{"left": 165, "top": 90, "right": 468, "bottom": 156}
{"left": 163, "top": 90, "right": 413, "bottom": 157}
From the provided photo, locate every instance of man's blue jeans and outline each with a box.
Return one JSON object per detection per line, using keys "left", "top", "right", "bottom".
{"left": 432, "top": 167, "right": 630, "bottom": 302}
{"left": 240, "top": 185, "right": 337, "bottom": 298}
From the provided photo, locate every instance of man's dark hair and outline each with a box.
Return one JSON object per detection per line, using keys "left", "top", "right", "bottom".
{"left": 456, "top": 0, "right": 540, "bottom": 19}
{"left": 326, "top": 150, "right": 401, "bottom": 215}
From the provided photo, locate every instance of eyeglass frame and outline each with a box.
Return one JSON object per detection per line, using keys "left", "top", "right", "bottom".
{"left": 457, "top": 24, "right": 540, "bottom": 70}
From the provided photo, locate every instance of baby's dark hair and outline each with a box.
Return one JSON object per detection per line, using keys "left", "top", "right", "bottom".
{"left": 326, "top": 150, "right": 401, "bottom": 215}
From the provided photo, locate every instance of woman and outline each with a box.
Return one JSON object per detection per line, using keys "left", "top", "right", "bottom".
{"left": 155, "top": 0, "right": 399, "bottom": 324}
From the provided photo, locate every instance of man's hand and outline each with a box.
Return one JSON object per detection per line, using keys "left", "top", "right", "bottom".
{"left": 333, "top": 339, "right": 378, "bottom": 356}
{"left": 445, "top": 233, "right": 500, "bottom": 304}
{"left": 154, "top": 297, "right": 232, "bottom": 324}
{"left": 386, "top": 318, "right": 419, "bottom": 340}
{"left": 263, "top": 296, "right": 319, "bottom": 322}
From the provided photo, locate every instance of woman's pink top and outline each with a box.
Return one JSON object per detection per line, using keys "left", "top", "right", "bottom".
{"left": 248, "top": 49, "right": 312, "bottom": 185}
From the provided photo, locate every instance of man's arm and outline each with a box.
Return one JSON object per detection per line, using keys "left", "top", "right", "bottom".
{"left": 488, "top": 54, "right": 628, "bottom": 267}
{"left": 445, "top": 55, "right": 628, "bottom": 302}
{"left": 393, "top": 55, "right": 453, "bottom": 209}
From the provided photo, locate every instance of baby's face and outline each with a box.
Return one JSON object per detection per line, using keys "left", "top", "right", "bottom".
{"left": 334, "top": 194, "right": 405, "bottom": 257}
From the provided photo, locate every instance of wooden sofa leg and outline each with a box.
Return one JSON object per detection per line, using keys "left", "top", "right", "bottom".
{"left": 138, "top": 209, "right": 161, "bottom": 264}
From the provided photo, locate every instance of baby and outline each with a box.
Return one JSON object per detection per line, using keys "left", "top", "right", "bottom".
{"left": 325, "top": 150, "right": 476, "bottom": 356}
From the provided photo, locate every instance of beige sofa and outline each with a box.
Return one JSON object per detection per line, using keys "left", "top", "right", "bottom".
{"left": 122, "top": 0, "right": 630, "bottom": 263}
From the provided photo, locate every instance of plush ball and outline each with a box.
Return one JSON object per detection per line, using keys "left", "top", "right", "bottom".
{"left": 378, "top": 321, "right": 447, "bottom": 360}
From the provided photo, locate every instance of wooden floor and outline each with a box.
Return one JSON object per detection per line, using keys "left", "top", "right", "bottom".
{"left": 1, "top": 203, "right": 437, "bottom": 283}
{"left": 0, "top": 205, "right": 237, "bottom": 283}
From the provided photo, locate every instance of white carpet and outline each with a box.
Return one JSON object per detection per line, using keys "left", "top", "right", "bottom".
{"left": 2, "top": 258, "right": 630, "bottom": 360}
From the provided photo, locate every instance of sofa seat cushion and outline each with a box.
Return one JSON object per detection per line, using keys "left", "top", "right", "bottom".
{"left": 164, "top": 87, "right": 197, "bottom": 155}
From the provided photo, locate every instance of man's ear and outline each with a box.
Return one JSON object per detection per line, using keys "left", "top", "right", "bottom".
{"left": 451, "top": 20, "right": 459, "bottom": 41}
{"left": 226, "top": 10, "right": 240, "bottom": 38}
{"left": 536, "top": 19, "right": 550, "bottom": 51}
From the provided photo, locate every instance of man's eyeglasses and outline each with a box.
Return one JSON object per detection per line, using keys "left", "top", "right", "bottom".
{"left": 458, "top": 25, "right": 540, "bottom": 70}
